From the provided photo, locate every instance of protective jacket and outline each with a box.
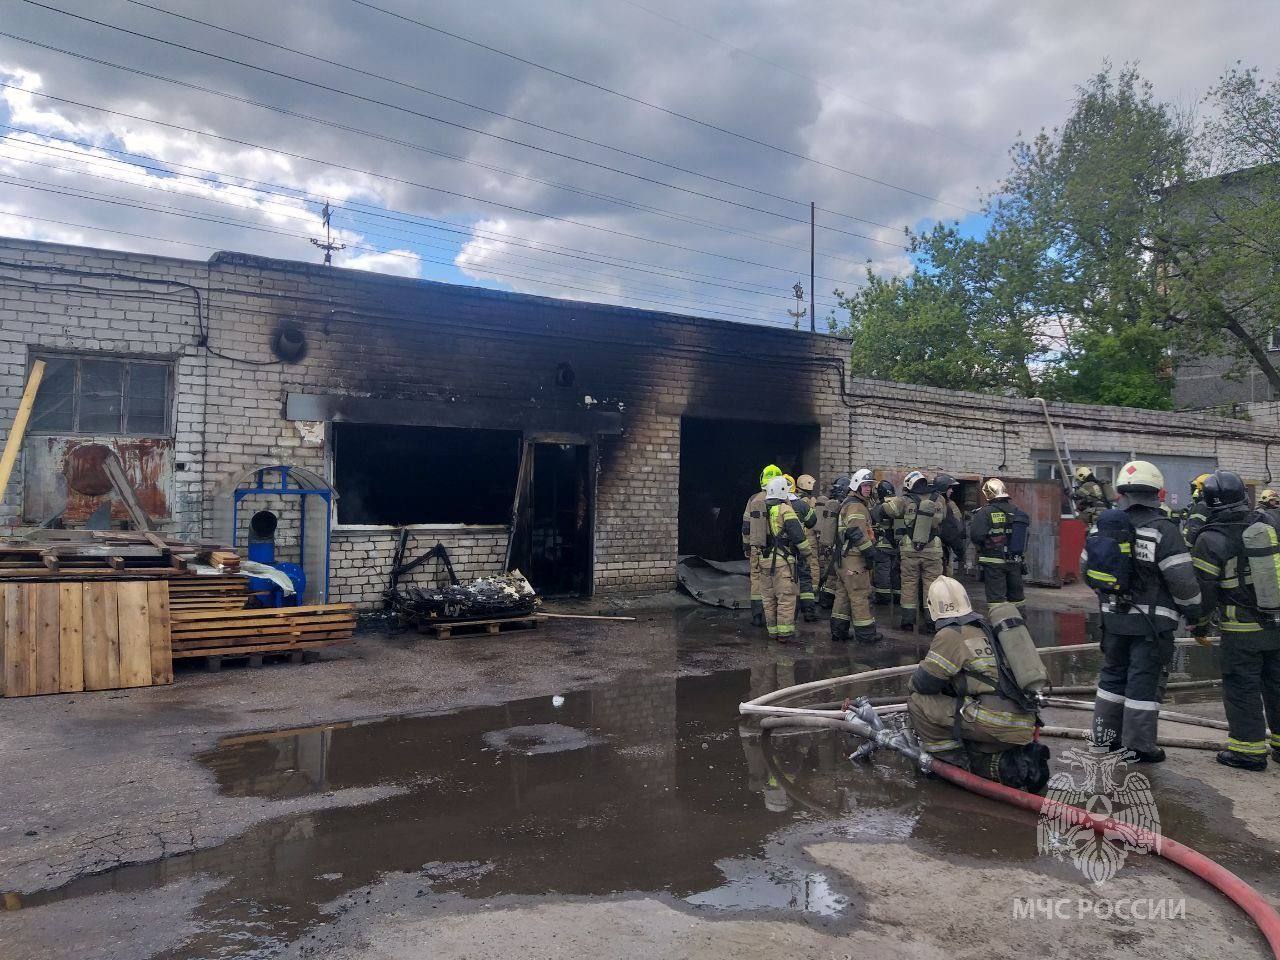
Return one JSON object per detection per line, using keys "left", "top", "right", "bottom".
{"left": 1073, "top": 479, "right": 1111, "bottom": 525}
{"left": 765, "top": 500, "right": 811, "bottom": 562}
{"left": 790, "top": 496, "right": 817, "bottom": 530}
{"left": 1192, "top": 504, "right": 1280, "bottom": 647}
{"left": 1100, "top": 499, "right": 1202, "bottom": 635}
{"left": 970, "top": 499, "right": 1021, "bottom": 567}
{"left": 870, "top": 500, "right": 897, "bottom": 551}
{"left": 837, "top": 493, "right": 876, "bottom": 568}
{"left": 1182, "top": 497, "right": 1209, "bottom": 546}
{"left": 885, "top": 492, "right": 944, "bottom": 553}
{"left": 742, "top": 491, "right": 767, "bottom": 552}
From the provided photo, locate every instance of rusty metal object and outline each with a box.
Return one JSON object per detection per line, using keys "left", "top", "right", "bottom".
{"left": 24, "top": 437, "right": 173, "bottom": 525}
{"left": 63, "top": 442, "right": 114, "bottom": 496}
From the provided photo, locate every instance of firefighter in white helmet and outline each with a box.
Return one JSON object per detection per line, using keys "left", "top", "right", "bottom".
{"left": 829, "top": 469, "right": 881, "bottom": 644}
{"left": 883, "top": 470, "right": 946, "bottom": 631}
{"left": 758, "top": 475, "right": 812, "bottom": 642}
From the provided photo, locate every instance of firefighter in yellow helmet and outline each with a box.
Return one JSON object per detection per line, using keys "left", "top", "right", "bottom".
{"left": 796, "top": 474, "right": 830, "bottom": 617}
{"left": 1071, "top": 466, "right": 1111, "bottom": 528}
{"left": 829, "top": 469, "right": 881, "bottom": 644}
{"left": 907, "top": 577, "right": 1048, "bottom": 788}
{"left": 759, "top": 475, "right": 812, "bottom": 642}
{"left": 742, "top": 464, "right": 783, "bottom": 627}
{"left": 883, "top": 470, "right": 945, "bottom": 632}
{"left": 783, "top": 474, "right": 819, "bottom": 621}
{"left": 1182, "top": 473, "right": 1212, "bottom": 545}
{"left": 1259, "top": 489, "right": 1280, "bottom": 510}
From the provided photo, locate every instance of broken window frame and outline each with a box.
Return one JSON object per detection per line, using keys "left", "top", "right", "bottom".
{"left": 27, "top": 351, "right": 175, "bottom": 438}
{"left": 327, "top": 421, "right": 522, "bottom": 531}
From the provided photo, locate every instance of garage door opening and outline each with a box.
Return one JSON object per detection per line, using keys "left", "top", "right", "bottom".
{"left": 678, "top": 417, "right": 820, "bottom": 562}
{"left": 510, "top": 443, "right": 593, "bottom": 597}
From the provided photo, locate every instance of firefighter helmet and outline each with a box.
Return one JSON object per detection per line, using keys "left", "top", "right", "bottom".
{"left": 926, "top": 576, "right": 973, "bottom": 622}
{"left": 759, "top": 464, "right": 782, "bottom": 489}
{"left": 1116, "top": 460, "right": 1164, "bottom": 494}
{"left": 982, "top": 477, "right": 1009, "bottom": 500}
{"left": 783, "top": 474, "right": 796, "bottom": 493}
{"left": 1260, "top": 489, "right": 1280, "bottom": 509}
{"left": 1202, "top": 471, "right": 1247, "bottom": 511}
{"left": 764, "top": 476, "right": 791, "bottom": 502}
{"left": 796, "top": 474, "right": 816, "bottom": 494}
{"left": 876, "top": 479, "right": 895, "bottom": 499}
{"left": 1074, "top": 466, "right": 1094, "bottom": 482}
{"left": 829, "top": 475, "right": 851, "bottom": 500}
{"left": 850, "top": 468, "right": 874, "bottom": 496}
{"left": 1191, "top": 473, "right": 1212, "bottom": 496}
{"left": 904, "top": 470, "right": 929, "bottom": 494}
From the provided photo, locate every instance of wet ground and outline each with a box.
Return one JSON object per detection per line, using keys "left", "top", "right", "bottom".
{"left": 4, "top": 585, "right": 1279, "bottom": 959}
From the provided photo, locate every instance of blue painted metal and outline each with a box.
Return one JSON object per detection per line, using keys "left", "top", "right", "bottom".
{"left": 232, "top": 465, "right": 332, "bottom": 602}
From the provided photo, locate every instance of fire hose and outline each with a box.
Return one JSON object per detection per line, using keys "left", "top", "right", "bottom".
{"left": 743, "top": 646, "right": 1280, "bottom": 958}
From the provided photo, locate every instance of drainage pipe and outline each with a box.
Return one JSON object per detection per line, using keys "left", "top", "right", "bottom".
{"left": 756, "top": 712, "right": 1280, "bottom": 958}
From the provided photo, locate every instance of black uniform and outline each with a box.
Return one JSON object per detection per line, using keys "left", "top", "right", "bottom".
{"left": 1091, "top": 498, "right": 1202, "bottom": 755}
{"left": 1182, "top": 497, "right": 1209, "bottom": 546}
{"left": 1192, "top": 504, "right": 1280, "bottom": 763}
{"left": 870, "top": 498, "right": 900, "bottom": 605}
{"left": 969, "top": 498, "right": 1026, "bottom": 606}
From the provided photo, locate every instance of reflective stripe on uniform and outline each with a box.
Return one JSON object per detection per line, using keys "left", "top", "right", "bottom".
{"left": 921, "top": 738, "right": 964, "bottom": 754}
{"left": 1095, "top": 688, "right": 1125, "bottom": 705}
{"left": 776, "top": 624, "right": 796, "bottom": 637}
{"left": 962, "top": 701, "right": 1036, "bottom": 729}
{"left": 852, "top": 617, "right": 875, "bottom": 628}
{"left": 1227, "top": 737, "right": 1269, "bottom": 755}
{"left": 1269, "top": 733, "right": 1280, "bottom": 748}
{"left": 1159, "top": 553, "right": 1192, "bottom": 571}
{"left": 925, "top": 651, "right": 959, "bottom": 675}
{"left": 978, "top": 555, "right": 1006, "bottom": 565}
{"left": 1193, "top": 557, "right": 1222, "bottom": 575}
{"left": 1124, "top": 698, "right": 1160, "bottom": 712}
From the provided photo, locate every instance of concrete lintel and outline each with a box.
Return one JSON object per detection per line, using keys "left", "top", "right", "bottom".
{"left": 286, "top": 392, "right": 622, "bottom": 436}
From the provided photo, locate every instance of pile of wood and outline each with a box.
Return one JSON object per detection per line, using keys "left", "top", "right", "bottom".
{"left": 169, "top": 604, "right": 356, "bottom": 659}
{"left": 0, "top": 530, "right": 187, "bottom": 577}
{"left": 166, "top": 576, "right": 249, "bottom": 613}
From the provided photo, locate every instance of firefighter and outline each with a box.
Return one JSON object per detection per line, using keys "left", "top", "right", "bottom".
{"left": 932, "top": 473, "right": 968, "bottom": 575}
{"left": 742, "top": 464, "right": 783, "bottom": 628}
{"left": 759, "top": 475, "right": 812, "bottom": 643}
{"left": 870, "top": 479, "right": 900, "bottom": 606}
{"left": 969, "top": 478, "right": 1027, "bottom": 607}
{"left": 1182, "top": 474, "right": 1211, "bottom": 545}
{"left": 884, "top": 471, "right": 945, "bottom": 632}
{"left": 795, "top": 474, "right": 824, "bottom": 622}
{"left": 1089, "top": 461, "right": 1202, "bottom": 762}
{"left": 830, "top": 469, "right": 881, "bottom": 644}
{"left": 818, "top": 475, "right": 851, "bottom": 607}
{"left": 1191, "top": 471, "right": 1280, "bottom": 771}
{"left": 907, "top": 577, "right": 1048, "bottom": 787}
{"left": 1260, "top": 489, "right": 1280, "bottom": 510}
{"left": 1072, "top": 466, "right": 1111, "bottom": 528}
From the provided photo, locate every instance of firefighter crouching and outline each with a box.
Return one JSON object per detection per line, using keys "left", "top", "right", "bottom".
{"left": 1085, "top": 460, "right": 1202, "bottom": 762}
{"left": 884, "top": 470, "right": 945, "bottom": 632}
{"left": 970, "top": 478, "right": 1030, "bottom": 607}
{"left": 758, "top": 476, "right": 812, "bottom": 643}
{"left": 817, "top": 474, "right": 850, "bottom": 608}
{"left": 742, "top": 464, "right": 783, "bottom": 628}
{"left": 829, "top": 469, "right": 882, "bottom": 644}
{"left": 1191, "top": 471, "right": 1280, "bottom": 771}
{"left": 907, "top": 577, "right": 1050, "bottom": 790}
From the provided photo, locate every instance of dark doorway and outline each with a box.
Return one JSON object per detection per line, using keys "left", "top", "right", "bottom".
{"left": 678, "top": 417, "right": 820, "bottom": 562}
{"left": 514, "top": 443, "right": 592, "bottom": 597}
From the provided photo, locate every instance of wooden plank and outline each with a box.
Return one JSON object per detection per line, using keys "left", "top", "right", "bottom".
{"left": 2, "top": 584, "right": 31, "bottom": 696}
{"left": 32, "top": 582, "right": 60, "bottom": 695}
{"left": 81, "top": 582, "right": 118, "bottom": 691}
{"left": 0, "top": 359, "right": 44, "bottom": 503}
{"left": 170, "top": 603, "right": 354, "bottom": 622}
{"left": 58, "top": 583, "right": 84, "bottom": 693}
{"left": 146, "top": 580, "right": 172, "bottom": 685}
{"left": 115, "top": 582, "right": 153, "bottom": 689}
{"left": 171, "top": 637, "right": 350, "bottom": 659}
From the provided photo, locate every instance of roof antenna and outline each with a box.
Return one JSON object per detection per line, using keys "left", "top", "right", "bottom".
{"left": 310, "top": 201, "right": 347, "bottom": 266}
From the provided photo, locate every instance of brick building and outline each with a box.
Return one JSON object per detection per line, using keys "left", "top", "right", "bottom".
{"left": 3, "top": 237, "right": 1279, "bottom": 607}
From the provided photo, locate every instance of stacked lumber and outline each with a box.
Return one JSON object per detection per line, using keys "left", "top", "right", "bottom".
{"left": 0, "top": 530, "right": 186, "bottom": 579}
{"left": 166, "top": 576, "right": 249, "bottom": 613}
{"left": 1, "top": 580, "right": 172, "bottom": 697}
{"left": 169, "top": 603, "right": 356, "bottom": 659}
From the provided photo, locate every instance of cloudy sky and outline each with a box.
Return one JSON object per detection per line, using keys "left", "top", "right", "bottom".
{"left": 0, "top": 0, "right": 1276, "bottom": 329}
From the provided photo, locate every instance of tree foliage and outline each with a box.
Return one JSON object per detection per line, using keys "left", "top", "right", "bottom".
{"left": 833, "top": 62, "right": 1280, "bottom": 409}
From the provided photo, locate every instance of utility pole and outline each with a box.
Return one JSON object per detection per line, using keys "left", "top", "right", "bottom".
{"left": 310, "top": 201, "right": 347, "bottom": 266}
{"left": 787, "top": 282, "right": 807, "bottom": 329}
{"left": 809, "top": 201, "right": 816, "bottom": 333}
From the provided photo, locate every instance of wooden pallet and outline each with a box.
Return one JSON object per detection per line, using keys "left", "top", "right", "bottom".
{"left": 166, "top": 576, "right": 248, "bottom": 613}
{"left": 1, "top": 580, "right": 172, "bottom": 696}
{"left": 170, "top": 603, "right": 356, "bottom": 659}
{"left": 417, "top": 616, "right": 539, "bottom": 640}
{"left": 182, "top": 648, "right": 324, "bottom": 671}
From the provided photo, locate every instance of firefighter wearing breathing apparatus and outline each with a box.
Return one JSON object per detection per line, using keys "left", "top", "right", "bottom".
{"left": 1190, "top": 470, "right": 1280, "bottom": 772}
{"left": 931, "top": 473, "right": 968, "bottom": 575}
{"left": 783, "top": 474, "right": 819, "bottom": 622}
{"left": 758, "top": 475, "right": 812, "bottom": 643}
{"left": 884, "top": 471, "right": 945, "bottom": 632}
{"left": 742, "top": 464, "right": 784, "bottom": 628}
{"left": 795, "top": 474, "right": 825, "bottom": 623}
{"left": 1084, "top": 460, "right": 1202, "bottom": 763}
{"left": 817, "top": 475, "right": 850, "bottom": 608}
{"left": 829, "top": 469, "right": 881, "bottom": 644}
{"left": 907, "top": 577, "right": 1050, "bottom": 790}
{"left": 870, "top": 479, "right": 900, "bottom": 606}
{"left": 969, "top": 478, "right": 1030, "bottom": 607}
{"left": 1072, "top": 466, "right": 1111, "bottom": 528}
{"left": 1182, "top": 473, "right": 1212, "bottom": 546}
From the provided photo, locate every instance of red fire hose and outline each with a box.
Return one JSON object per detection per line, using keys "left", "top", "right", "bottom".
{"left": 930, "top": 759, "right": 1280, "bottom": 959}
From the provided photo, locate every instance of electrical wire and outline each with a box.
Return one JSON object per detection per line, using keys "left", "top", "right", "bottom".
{"left": 0, "top": 82, "right": 868, "bottom": 285}
{"left": 116, "top": 0, "right": 905, "bottom": 234}
{"left": 344, "top": 0, "right": 978, "bottom": 213}
{"left": 0, "top": 124, "right": 847, "bottom": 307}
{"left": 7, "top": 8, "right": 904, "bottom": 251}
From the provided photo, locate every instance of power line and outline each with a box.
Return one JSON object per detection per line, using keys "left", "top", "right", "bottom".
{"left": 0, "top": 125, "right": 848, "bottom": 306}
{"left": 115, "top": 0, "right": 905, "bottom": 234}
{"left": 345, "top": 0, "right": 978, "bottom": 213}
{"left": 8, "top": 6, "right": 904, "bottom": 251}
{"left": 0, "top": 82, "right": 870, "bottom": 285}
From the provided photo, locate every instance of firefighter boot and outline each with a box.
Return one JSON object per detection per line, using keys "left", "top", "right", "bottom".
{"left": 830, "top": 617, "right": 851, "bottom": 643}
{"left": 1216, "top": 749, "right": 1268, "bottom": 772}
{"left": 750, "top": 599, "right": 765, "bottom": 628}
{"left": 801, "top": 598, "right": 819, "bottom": 623}
{"left": 854, "top": 624, "right": 882, "bottom": 644}
{"left": 898, "top": 610, "right": 916, "bottom": 632}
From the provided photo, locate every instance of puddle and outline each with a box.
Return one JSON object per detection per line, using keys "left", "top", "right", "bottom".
{"left": 13, "top": 610, "right": 1274, "bottom": 958}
